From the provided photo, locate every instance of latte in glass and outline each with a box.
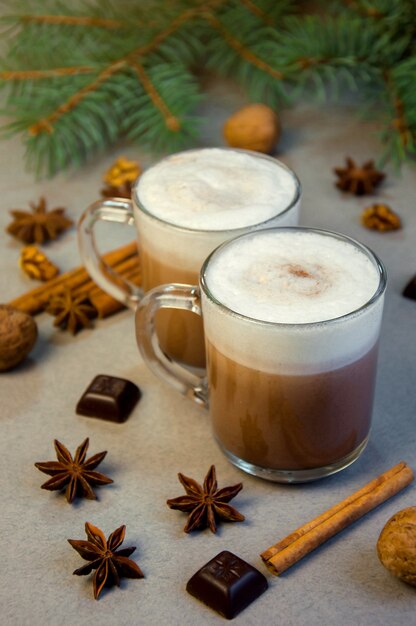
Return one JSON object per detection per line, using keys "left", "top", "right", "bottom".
{"left": 199, "top": 228, "right": 386, "bottom": 480}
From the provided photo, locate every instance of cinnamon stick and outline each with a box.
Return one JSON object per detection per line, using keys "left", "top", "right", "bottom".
{"left": 260, "top": 461, "right": 413, "bottom": 576}
{"left": 71, "top": 254, "right": 140, "bottom": 298}
{"left": 9, "top": 241, "right": 138, "bottom": 315}
{"left": 88, "top": 268, "right": 142, "bottom": 318}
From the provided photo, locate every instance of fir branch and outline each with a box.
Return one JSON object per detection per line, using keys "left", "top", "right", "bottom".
{"left": 14, "top": 2, "right": 218, "bottom": 138}
{"left": 121, "top": 63, "right": 201, "bottom": 152}
{"left": 27, "top": 61, "right": 127, "bottom": 136}
{"left": 129, "top": 60, "right": 181, "bottom": 132}
{"left": 0, "top": 67, "right": 95, "bottom": 80}
{"left": 237, "top": 0, "right": 275, "bottom": 25}
{"left": 378, "top": 61, "right": 416, "bottom": 166}
{"left": 0, "top": 0, "right": 415, "bottom": 174}
{"left": 205, "top": 14, "right": 284, "bottom": 80}
{"left": 18, "top": 14, "right": 125, "bottom": 28}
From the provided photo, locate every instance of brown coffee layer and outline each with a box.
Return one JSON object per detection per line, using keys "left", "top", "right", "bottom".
{"left": 207, "top": 342, "right": 379, "bottom": 471}
{"left": 141, "top": 246, "right": 205, "bottom": 368}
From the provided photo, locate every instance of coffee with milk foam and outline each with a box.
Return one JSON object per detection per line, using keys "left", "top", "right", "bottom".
{"left": 201, "top": 228, "right": 385, "bottom": 475}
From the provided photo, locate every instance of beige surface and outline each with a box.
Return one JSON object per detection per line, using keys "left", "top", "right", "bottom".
{"left": 1, "top": 82, "right": 416, "bottom": 625}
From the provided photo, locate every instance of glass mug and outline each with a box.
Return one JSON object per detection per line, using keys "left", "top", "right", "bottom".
{"left": 135, "top": 227, "right": 387, "bottom": 483}
{"left": 78, "top": 148, "right": 301, "bottom": 369}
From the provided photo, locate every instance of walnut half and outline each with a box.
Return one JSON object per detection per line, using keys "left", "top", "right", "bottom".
{"left": 377, "top": 506, "right": 416, "bottom": 586}
{"left": 0, "top": 305, "right": 38, "bottom": 371}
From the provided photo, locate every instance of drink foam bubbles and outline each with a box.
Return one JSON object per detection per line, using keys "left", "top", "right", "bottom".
{"left": 202, "top": 229, "right": 384, "bottom": 374}
{"left": 205, "top": 230, "right": 380, "bottom": 323}
{"left": 136, "top": 148, "right": 298, "bottom": 230}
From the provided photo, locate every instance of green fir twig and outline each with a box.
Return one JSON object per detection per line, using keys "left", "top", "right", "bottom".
{"left": 0, "top": 0, "right": 415, "bottom": 175}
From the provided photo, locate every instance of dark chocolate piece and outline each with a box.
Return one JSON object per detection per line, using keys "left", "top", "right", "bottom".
{"left": 76, "top": 374, "right": 141, "bottom": 423}
{"left": 186, "top": 551, "right": 268, "bottom": 619}
{"left": 403, "top": 275, "right": 416, "bottom": 301}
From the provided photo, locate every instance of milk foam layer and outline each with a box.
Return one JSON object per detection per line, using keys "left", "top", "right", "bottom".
{"left": 202, "top": 229, "right": 385, "bottom": 374}
{"left": 136, "top": 148, "right": 298, "bottom": 230}
{"left": 205, "top": 230, "right": 380, "bottom": 323}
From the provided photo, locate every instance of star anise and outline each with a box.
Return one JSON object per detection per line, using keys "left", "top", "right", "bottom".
{"left": 100, "top": 182, "right": 133, "bottom": 199}
{"left": 6, "top": 196, "right": 73, "bottom": 244}
{"left": 46, "top": 287, "right": 97, "bottom": 334}
{"left": 167, "top": 465, "right": 245, "bottom": 534}
{"left": 35, "top": 438, "right": 113, "bottom": 503}
{"left": 68, "top": 522, "right": 144, "bottom": 599}
{"left": 334, "top": 158, "right": 385, "bottom": 195}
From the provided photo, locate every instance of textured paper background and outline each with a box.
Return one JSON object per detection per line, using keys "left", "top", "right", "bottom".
{"left": 1, "top": 80, "right": 416, "bottom": 625}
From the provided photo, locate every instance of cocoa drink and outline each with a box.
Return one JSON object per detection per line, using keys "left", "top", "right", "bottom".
{"left": 200, "top": 228, "right": 386, "bottom": 481}
{"left": 207, "top": 342, "right": 379, "bottom": 471}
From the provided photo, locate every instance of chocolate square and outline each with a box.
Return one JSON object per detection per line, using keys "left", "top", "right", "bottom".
{"left": 403, "top": 274, "right": 416, "bottom": 301}
{"left": 76, "top": 374, "right": 141, "bottom": 423}
{"left": 186, "top": 551, "right": 268, "bottom": 619}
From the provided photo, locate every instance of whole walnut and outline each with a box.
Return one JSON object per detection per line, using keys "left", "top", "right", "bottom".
{"left": 0, "top": 305, "right": 38, "bottom": 371}
{"left": 377, "top": 506, "right": 416, "bottom": 586}
{"left": 223, "top": 103, "right": 280, "bottom": 154}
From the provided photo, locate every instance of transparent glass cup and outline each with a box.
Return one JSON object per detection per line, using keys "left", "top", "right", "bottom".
{"left": 135, "top": 227, "right": 387, "bottom": 483}
{"left": 78, "top": 148, "right": 301, "bottom": 368}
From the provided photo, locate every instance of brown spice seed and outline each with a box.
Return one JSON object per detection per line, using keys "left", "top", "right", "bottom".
{"left": 68, "top": 522, "right": 144, "bottom": 599}
{"left": 100, "top": 182, "right": 133, "bottom": 199}
{"left": 6, "top": 196, "right": 73, "bottom": 244}
{"left": 167, "top": 465, "right": 245, "bottom": 533}
{"left": 35, "top": 438, "right": 113, "bottom": 503}
{"left": 334, "top": 158, "right": 385, "bottom": 196}
{"left": 46, "top": 287, "right": 97, "bottom": 334}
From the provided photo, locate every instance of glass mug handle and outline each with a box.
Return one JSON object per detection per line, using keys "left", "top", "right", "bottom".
{"left": 78, "top": 198, "right": 143, "bottom": 309}
{"left": 135, "top": 284, "right": 208, "bottom": 406}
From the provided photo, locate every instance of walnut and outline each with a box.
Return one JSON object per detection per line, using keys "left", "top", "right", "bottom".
{"left": 377, "top": 507, "right": 416, "bottom": 586}
{"left": 0, "top": 305, "right": 38, "bottom": 371}
{"left": 361, "top": 203, "right": 402, "bottom": 232}
{"left": 223, "top": 103, "right": 280, "bottom": 154}
{"left": 103, "top": 156, "right": 141, "bottom": 187}
{"left": 19, "top": 245, "right": 59, "bottom": 281}
{"left": 101, "top": 156, "right": 142, "bottom": 198}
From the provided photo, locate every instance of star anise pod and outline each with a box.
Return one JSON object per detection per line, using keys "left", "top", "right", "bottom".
{"left": 6, "top": 196, "right": 73, "bottom": 244}
{"left": 334, "top": 158, "right": 385, "bottom": 195}
{"left": 68, "top": 522, "right": 144, "bottom": 599}
{"left": 100, "top": 182, "right": 133, "bottom": 199}
{"left": 35, "top": 438, "right": 113, "bottom": 503}
{"left": 46, "top": 287, "right": 97, "bottom": 334}
{"left": 167, "top": 465, "right": 245, "bottom": 534}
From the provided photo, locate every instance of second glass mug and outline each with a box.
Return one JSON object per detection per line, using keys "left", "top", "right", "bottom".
{"left": 78, "top": 148, "right": 301, "bottom": 368}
